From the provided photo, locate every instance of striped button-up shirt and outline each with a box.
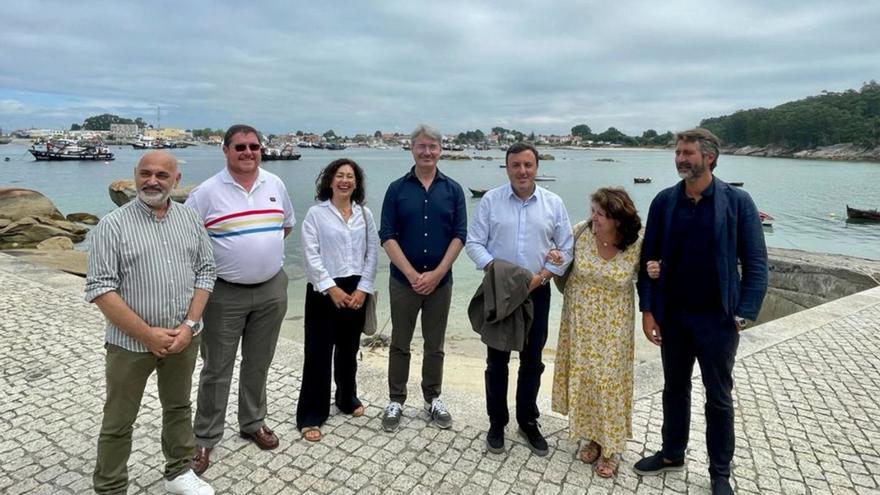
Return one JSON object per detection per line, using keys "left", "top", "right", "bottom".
{"left": 85, "top": 198, "right": 216, "bottom": 352}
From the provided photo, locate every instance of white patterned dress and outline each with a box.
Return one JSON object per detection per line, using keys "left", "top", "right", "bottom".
{"left": 552, "top": 221, "right": 641, "bottom": 456}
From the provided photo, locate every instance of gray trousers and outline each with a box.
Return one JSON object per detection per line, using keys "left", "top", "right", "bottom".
{"left": 388, "top": 276, "right": 452, "bottom": 405}
{"left": 94, "top": 337, "right": 199, "bottom": 494}
{"left": 194, "top": 269, "right": 288, "bottom": 448}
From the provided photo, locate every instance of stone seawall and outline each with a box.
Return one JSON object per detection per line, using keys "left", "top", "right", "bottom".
{"left": 760, "top": 247, "right": 880, "bottom": 323}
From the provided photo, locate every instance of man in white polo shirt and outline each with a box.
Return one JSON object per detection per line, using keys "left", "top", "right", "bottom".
{"left": 185, "top": 124, "right": 295, "bottom": 476}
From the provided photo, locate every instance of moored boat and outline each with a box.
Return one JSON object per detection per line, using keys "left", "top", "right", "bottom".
{"left": 29, "top": 141, "right": 114, "bottom": 161}
{"left": 759, "top": 211, "right": 774, "bottom": 227}
{"left": 729, "top": 181, "right": 744, "bottom": 187}
{"left": 261, "top": 145, "right": 302, "bottom": 161}
{"left": 633, "top": 177, "right": 652, "bottom": 184}
{"left": 469, "top": 187, "right": 488, "bottom": 198}
{"left": 846, "top": 205, "right": 880, "bottom": 221}
{"left": 535, "top": 175, "right": 556, "bottom": 181}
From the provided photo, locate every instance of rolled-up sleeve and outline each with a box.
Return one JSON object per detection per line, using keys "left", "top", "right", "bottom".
{"left": 193, "top": 222, "right": 216, "bottom": 292}
{"left": 378, "top": 182, "right": 398, "bottom": 244}
{"left": 452, "top": 183, "right": 468, "bottom": 244}
{"left": 84, "top": 218, "right": 120, "bottom": 302}
{"left": 301, "top": 209, "right": 336, "bottom": 292}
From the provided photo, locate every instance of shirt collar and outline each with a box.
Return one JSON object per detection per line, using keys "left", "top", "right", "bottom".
{"left": 404, "top": 165, "right": 447, "bottom": 184}
{"left": 134, "top": 196, "right": 174, "bottom": 220}
{"left": 220, "top": 167, "right": 265, "bottom": 186}
{"left": 505, "top": 182, "right": 539, "bottom": 203}
{"left": 677, "top": 176, "right": 716, "bottom": 200}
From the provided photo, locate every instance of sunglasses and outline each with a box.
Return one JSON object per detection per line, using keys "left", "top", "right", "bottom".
{"left": 232, "top": 143, "right": 262, "bottom": 152}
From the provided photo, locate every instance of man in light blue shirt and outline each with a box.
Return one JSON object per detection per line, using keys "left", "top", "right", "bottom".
{"left": 466, "top": 141, "right": 573, "bottom": 456}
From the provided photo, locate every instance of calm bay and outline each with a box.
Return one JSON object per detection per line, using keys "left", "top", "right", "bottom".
{"left": 2, "top": 143, "right": 879, "bottom": 356}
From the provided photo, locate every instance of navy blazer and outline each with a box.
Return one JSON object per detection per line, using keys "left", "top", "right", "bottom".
{"left": 637, "top": 177, "right": 768, "bottom": 325}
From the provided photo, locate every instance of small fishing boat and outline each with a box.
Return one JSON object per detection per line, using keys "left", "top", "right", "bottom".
{"left": 759, "top": 211, "right": 774, "bottom": 227}
{"left": 29, "top": 141, "right": 115, "bottom": 161}
{"left": 469, "top": 188, "right": 488, "bottom": 198}
{"left": 534, "top": 175, "right": 556, "bottom": 182}
{"left": 261, "top": 145, "right": 302, "bottom": 161}
{"left": 729, "top": 181, "right": 744, "bottom": 187}
{"left": 846, "top": 205, "right": 880, "bottom": 221}
{"left": 633, "top": 177, "right": 652, "bottom": 184}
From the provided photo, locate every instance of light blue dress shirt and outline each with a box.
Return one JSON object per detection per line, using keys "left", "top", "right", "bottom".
{"left": 466, "top": 183, "right": 574, "bottom": 275}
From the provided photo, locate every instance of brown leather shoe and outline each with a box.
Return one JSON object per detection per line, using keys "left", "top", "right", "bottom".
{"left": 191, "top": 446, "right": 211, "bottom": 476}
{"left": 239, "top": 425, "right": 279, "bottom": 450}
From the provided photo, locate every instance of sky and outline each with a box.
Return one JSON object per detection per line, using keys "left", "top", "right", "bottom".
{"left": 1, "top": 0, "right": 878, "bottom": 137}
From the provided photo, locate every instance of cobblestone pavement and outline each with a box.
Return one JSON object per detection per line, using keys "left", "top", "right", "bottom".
{"left": 2, "top": 255, "right": 880, "bottom": 494}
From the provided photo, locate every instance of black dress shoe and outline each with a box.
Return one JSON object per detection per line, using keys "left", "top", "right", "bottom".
{"left": 486, "top": 423, "right": 505, "bottom": 454}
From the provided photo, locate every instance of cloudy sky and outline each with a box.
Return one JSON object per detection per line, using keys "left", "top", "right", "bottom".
{"left": 1, "top": 1, "right": 877, "bottom": 136}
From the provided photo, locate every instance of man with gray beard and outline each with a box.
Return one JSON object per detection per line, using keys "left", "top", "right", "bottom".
{"left": 86, "top": 151, "right": 216, "bottom": 495}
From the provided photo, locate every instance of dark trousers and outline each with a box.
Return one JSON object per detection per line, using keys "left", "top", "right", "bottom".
{"left": 297, "top": 276, "right": 366, "bottom": 429}
{"left": 194, "top": 269, "right": 288, "bottom": 447}
{"left": 485, "top": 284, "right": 551, "bottom": 427}
{"left": 387, "top": 276, "right": 453, "bottom": 405}
{"left": 94, "top": 337, "right": 200, "bottom": 494}
{"left": 660, "top": 308, "right": 739, "bottom": 478}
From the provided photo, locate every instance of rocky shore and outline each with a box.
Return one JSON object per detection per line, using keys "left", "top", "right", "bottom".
{"left": 724, "top": 143, "right": 880, "bottom": 162}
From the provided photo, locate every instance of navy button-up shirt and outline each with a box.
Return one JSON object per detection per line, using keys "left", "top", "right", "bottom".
{"left": 379, "top": 166, "right": 467, "bottom": 287}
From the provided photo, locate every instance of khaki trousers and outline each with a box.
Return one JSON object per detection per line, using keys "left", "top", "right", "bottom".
{"left": 93, "top": 336, "right": 200, "bottom": 494}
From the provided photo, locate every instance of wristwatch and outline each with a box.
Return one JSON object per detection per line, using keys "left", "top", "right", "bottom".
{"left": 182, "top": 319, "right": 200, "bottom": 331}
{"left": 540, "top": 274, "right": 550, "bottom": 286}
{"left": 734, "top": 316, "right": 748, "bottom": 329}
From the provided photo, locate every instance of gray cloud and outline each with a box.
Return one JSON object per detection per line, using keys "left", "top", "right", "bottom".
{"left": 1, "top": 0, "right": 877, "bottom": 135}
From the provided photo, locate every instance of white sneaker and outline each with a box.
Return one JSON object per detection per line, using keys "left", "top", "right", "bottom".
{"left": 164, "top": 469, "right": 214, "bottom": 495}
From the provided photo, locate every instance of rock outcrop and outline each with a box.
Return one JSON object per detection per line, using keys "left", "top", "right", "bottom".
{"left": 37, "top": 236, "right": 75, "bottom": 250}
{"left": 66, "top": 213, "right": 100, "bottom": 225}
{"left": 0, "top": 188, "right": 90, "bottom": 248}
{"left": 0, "top": 188, "right": 64, "bottom": 220}
{"left": 723, "top": 143, "right": 880, "bottom": 162}
{"left": 109, "top": 180, "right": 193, "bottom": 207}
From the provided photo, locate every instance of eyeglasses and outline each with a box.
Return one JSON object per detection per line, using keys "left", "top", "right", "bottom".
{"left": 414, "top": 144, "right": 440, "bottom": 152}
{"left": 232, "top": 143, "right": 262, "bottom": 152}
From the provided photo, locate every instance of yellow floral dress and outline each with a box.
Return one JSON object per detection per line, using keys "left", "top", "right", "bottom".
{"left": 552, "top": 221, "right": 641, "bottom": 456}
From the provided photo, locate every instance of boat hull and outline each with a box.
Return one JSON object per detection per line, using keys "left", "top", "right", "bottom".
{"left": 846, "top": 205, "right": 880, "bottom": 221}
{"left": 30, "top": 150, "right": 115, "bottom": 161}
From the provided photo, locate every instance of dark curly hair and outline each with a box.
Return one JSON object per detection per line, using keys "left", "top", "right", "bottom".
{"left": 315, "top": 158, "right": 366, "bottom": 204}
{"left": 586, "top": 187, "right": 641, "bottom": 251}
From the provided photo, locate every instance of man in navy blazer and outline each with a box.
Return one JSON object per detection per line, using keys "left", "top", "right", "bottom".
{"left": 634, "top": 128, "right": 767, "bottom": 495}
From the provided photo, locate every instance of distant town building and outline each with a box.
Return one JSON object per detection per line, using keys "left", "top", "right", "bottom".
{"left": 144, "top": 128, "right": 191, "bottom": 140}
{"left": 110, "top": 124, "right": 140, "bottom": 138}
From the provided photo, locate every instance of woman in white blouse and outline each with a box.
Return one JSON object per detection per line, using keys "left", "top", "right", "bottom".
{"left": 297, "top": 158, "right": 379, "bottom": 442}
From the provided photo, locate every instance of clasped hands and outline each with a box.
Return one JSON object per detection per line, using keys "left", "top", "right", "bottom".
{"left": 406, "top": 269, "right": 443, "bottom": 296}
{"left": 328, "top": 286, "right": 369, "bottom": 310}
{"left": 145, "top": 323, "right": 193, "bottom": 358}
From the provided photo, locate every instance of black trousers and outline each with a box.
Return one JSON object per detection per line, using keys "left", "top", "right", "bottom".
{"left": 296, "top": 276, "right": 366, "bottom": 430}
{"left": 485, "top": 284, "right": 551, "bottom": 427}
{"left": 660, "top": 308, "right": 739, "bottom": 478}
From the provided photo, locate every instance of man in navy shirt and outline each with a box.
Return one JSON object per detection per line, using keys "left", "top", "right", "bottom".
{"left": 634, "top": 128, "right": 767, "bottom": 495}
{"left": 379, "top": 124, "right": 467, "bottom": 432}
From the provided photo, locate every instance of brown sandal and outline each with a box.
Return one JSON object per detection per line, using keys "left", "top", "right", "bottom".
{"left": 595, "top": 455, "right": 618, "bottom": 478}
{"left": 301, "top": 426, "right": 322, "bottom": 442}
{"left": 578, "top": 441, "right": 601, "bottom": 464}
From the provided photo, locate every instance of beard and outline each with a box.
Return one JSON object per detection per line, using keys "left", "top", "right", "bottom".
{"left": 677, "top": 161, "right": 707, "bottom": 180}
{"left": 138, "top": 188, "right": 171, "bottom": 207}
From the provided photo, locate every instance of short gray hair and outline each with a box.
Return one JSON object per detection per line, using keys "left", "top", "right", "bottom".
{"left": 410, "top": 124, "right": 442, "bottom": 142}
{"left": 676, "top": 128, "right": 721, "bottom": 170}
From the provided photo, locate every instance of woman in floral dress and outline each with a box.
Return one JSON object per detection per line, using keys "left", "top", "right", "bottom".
{"left": 551, "top": 187, "right": 644, "bottom": 477}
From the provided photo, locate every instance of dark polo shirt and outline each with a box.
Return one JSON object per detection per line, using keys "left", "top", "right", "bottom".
{"left": 666, "top": 178, "right": 721, "bottom": 311}
{"left": 379, "top": 166, "right": 467, "bottom": 287}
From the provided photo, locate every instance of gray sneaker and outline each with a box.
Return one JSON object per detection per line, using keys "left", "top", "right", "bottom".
{"left": 425, "top": 398, "right": 453, "bottom": 429}
{"left": 381, "top": 401, "right": 403, "bottom": 432}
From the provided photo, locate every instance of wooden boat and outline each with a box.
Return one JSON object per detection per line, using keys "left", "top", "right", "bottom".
{"left": 633, "top": 177, "right": 652, "bottom": 184}
{"left": 729, "top": 181, "right": 744, "bottom": 187}
{"left": 469, "top": 187, "right": 488, "bottom": 198}
{"left": 846, "top": 205, "right": 880, "bottom": 221}
{"left": 534, "top": 175, "right": 556, "bottom": 181}
{"left": 759, "top": 211, "right": 774, "bottom": 227}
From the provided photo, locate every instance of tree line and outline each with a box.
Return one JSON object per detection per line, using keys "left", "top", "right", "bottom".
{"left": 700, "top": 81, "right": 880, "bottom": 150}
